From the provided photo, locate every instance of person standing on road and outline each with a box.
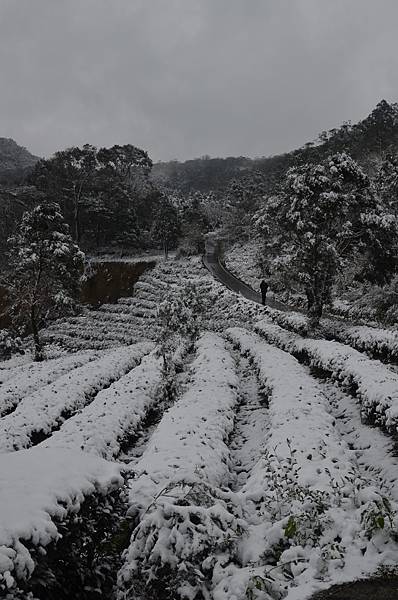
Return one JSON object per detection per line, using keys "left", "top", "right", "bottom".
{"left": 260, "top": 279, "right": 268, "bottom": 305}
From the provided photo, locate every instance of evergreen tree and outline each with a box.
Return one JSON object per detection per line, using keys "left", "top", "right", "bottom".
{"left": 256, "top": 153, "right": 397, "bottom": 326}
{"left": 5, "top": 202, "right": 84, "bottom": 360}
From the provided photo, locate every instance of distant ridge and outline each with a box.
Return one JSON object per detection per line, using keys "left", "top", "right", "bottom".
{"left": 152, "top": 99, "right": 398, "bottom": 193}
{"left": 0, "top": 137, "right": 39, "bottom": 183}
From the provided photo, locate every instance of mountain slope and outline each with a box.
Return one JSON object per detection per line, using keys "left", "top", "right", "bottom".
{"left": 152, "top": 99, "right": 398, "bottom": 194}
{"left": 0, "top": 137, "right": 39, "bottom": 183}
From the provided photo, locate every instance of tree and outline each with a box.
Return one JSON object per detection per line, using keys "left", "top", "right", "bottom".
{"left": 0, "top": 185, "right": 44, "bottom": 260}
{"left": 30, "top": 143, "right": 155, "bottom": 250}
{"left": 156, "top": 282, "right": 206, "bottom": 401}
{"left": 223, "top": 171, "right": 266, "bottom": 240}
{"left": 376, "top": 153, "right": 398, "bottom": 212}
{"left": 97, "top": 144, "right": 152, "bottom": 194}
{"left": 179, "top": 192, "right": 209, "bottom": 254}
{"left": 151, "top": 194, "right": 180, "bottom": 258}
{"left": 255, "top": 153, "right": 397, "bottom": 325}
{"left": 30, "top": 145, "right": 97, "bottom": 243}
{"left": 4, "top": 202, "right": 84, "bottom": 360}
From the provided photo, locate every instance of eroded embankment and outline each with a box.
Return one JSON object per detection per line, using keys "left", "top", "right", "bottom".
{"left": 0, "top": 259, "right": 156, "bottom": 329}
{"left": 81, "top": 260, "right": 156, "bottom": 305}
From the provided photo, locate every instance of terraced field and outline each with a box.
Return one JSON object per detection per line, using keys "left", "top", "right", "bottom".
{"left": 2, "top": 256, "right": 398, "bottom": 599}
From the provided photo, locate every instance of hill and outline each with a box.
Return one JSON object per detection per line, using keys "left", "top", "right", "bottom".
{"left": 0, "top": 137, "right": 40, "bottom": 183}
{"left": 152, "top": 99, "right": 398, "bottom": 194}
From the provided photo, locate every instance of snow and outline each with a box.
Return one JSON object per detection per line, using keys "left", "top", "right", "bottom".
{"left": 0, "top": 349, "right": 99, "bottom": 417}
{"left": 0, "top": 446, "right": 122, "bottom": 587}
{"left": 255, "top": 319, "right": 398, "bottom": 430}
{"left": 118, "top": 332, "right": 240, "bottom": 598}
{"left": 125, "top": 332, "right": 238, "bottom": 513}
{"left": 227, "top": 327, "right": 352, "bottom": 488}
{"left": 323, "top": 320, "right": 398, "bottom": 362}
{"left": 265, "top": 303, "right": 398, "bottom": 364}
{"left": 213, "top": 327, "right": 398, "bottom": 600}
{"left": 0, "top": 342, "right": 152, "bottom": 452}
{"left": 5, "top": 255, "right": 398, "bottom": 598}
{"left": 42, "top": 349, "right": 161, "bottom": 460}
{"left": 224, "top": 240, "right": 398, "bottom": 363}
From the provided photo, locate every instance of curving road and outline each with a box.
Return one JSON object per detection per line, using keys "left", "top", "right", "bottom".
{"left": 203, "top": 237, "right": 287, "bottom": 311}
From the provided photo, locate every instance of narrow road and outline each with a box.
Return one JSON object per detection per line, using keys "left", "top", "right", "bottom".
{"left": 203, "top": 238, "right": 357, "bottom": 324}
{"left": 203, "top": 238, "right": 288, "bottom": 311}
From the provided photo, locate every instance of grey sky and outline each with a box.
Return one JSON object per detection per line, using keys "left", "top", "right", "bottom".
{"left": 1, "top": 0, "right": 397, "bottom": 161}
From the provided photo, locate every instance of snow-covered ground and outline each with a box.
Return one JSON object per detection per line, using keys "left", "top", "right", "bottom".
{"left": 3, "top": 256, "right": 398, "bottom": 598}
{"left": 224, "top": 239, "right": 264, "bottom": 292}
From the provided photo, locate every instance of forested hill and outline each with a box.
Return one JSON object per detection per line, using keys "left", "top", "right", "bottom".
{"left": 0, "top": 138, "right": 40, "bottom": 183}
{"left": 152, "top": 99, "right": 398, "bottom": 193}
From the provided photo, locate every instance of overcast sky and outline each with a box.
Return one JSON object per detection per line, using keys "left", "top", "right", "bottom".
{"left": 1, "top": 0, "right": 398, "bottom": 162}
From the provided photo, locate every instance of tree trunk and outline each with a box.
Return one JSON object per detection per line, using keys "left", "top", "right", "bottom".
{"left": 308, "top": 299, "right": 323, "bottom": 328}
{"left": 73, "top": 191, "right": 81, "bottom": 244}
{"left": 74, "top": 203, "right": 80, "bottom": 244}
{"left": 31, "top": 305, "right": 44, "bottom": 362}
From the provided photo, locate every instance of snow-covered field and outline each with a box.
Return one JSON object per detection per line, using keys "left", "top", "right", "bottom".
{"left": 2, "top": 256, "right": 398, "bottom": 599}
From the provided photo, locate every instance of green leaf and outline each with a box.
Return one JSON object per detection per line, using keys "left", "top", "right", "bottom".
{"left": 376, "top": 515, "right": 385, "bottom": 529}
{"left": 284, "top": 516, "right": 297, "bottom": 538}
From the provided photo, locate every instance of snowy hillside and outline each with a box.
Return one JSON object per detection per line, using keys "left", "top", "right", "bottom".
{"left": 2, "top": 256, "right": 398, "bottom": 599}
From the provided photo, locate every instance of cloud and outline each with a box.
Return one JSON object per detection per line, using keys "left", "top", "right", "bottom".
{"left": 0, "top": 0, "right": 397, "bottom": 160}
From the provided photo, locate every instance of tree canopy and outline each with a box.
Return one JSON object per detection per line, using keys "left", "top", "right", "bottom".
{"left": 4, "top": 202, "right": 84, "bottom": 360}
{"left": 255, "top": 153, "right": 398, "bottom": 324}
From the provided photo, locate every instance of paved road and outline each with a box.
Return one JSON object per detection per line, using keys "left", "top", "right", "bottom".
{"left": 203, "top": 240, "right": 287, "bottom": 311}
{"left": 203, "top": 238, "right": 359, "bottom": 327}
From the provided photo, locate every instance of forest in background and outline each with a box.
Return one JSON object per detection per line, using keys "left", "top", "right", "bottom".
{"left": 2, "top": 100, "right": 398, "bottom": 250}
{"left": 2, "top": 99, "right": 398, "bottom": 328}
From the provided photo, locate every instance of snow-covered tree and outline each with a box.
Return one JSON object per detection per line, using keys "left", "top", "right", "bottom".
{"left": 178, "top": 192, "right": 209, "bottom": 255}
{"left": 256, "top": 153, "right": 397, "bottom": 325}
{"left": 223, "top": 171, "right": 266, "bottom": 240}
{"left": 31, "top": 145, "right": 98, "bottom": 243}
{"left": 0, "top": 329, "right": 23, "bottom": 360}
{"left": 5, "top": 202, "right": 84, "bottom": 360}
{"left": 151, "top": 194, "right": 180, "bottom": 258}
{"left": 376, "top": 153, "right": 398, "bottom": 213}
{"left": 156, "top": 282, "right": 206, "bottom": 401}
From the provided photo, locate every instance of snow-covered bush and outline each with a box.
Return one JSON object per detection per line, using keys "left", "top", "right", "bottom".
{"left": 156, "top": 281, "right": 208, "bottom": 403}
{"left": 42, "top": 349, "right": 163, "bottom": 460}
{"left": 0, "top": 447, "right": 123, "bottom": 597}
{"left": 350, "top": 275, "right": 398, "bottom": 324}
{"left": 118, "top": 333, "right": 239, "bottom": 599}
{"left": 255, "top": 319, "right": 398, "bottom": 432}
{"left": 0, "top": 350, "right": 97, "bottom": 417}
{"left": 217, "top": 328, "right": 398, "bottom": 600}
{"left": 0, "top": 330, "right": 23, "bottom": 360}
{"left": 0, "top": 343, "right": 150, "bottom": 452}
{"left": 11, "top": 485, "right": 129, "bottom": 600}
{"left": 119, "top": 482, "right": 244, "bottom": 600}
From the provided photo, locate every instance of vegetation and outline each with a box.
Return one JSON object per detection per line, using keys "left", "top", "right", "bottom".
{"left": 3, "top": 202, "right": 84, "bottom": 360}
{"left": 3, "top": 100, "right": 398, "bottom": 329}
{"left": 255, "top": 153, "right": 397, "bottom": 325}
